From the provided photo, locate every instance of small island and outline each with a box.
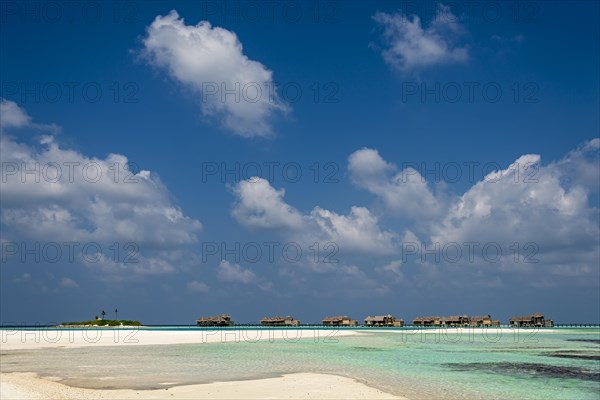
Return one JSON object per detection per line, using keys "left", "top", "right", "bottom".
{"left": 59, "top": 319, "right": 142, "bottom": 327}
{"left": 58, "top": 309, "right": 142, "bottom": 327}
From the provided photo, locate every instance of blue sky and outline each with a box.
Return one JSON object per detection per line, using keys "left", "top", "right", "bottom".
{"left": 1, "top": 1, "right": 598, "bottom": 325}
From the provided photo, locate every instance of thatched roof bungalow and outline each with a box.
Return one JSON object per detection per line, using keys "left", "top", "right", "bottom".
{"left": 509, "top": 313, "right": 553, "bottom": 327}
{"left": 412, "top": 316, "right": 441, "bottom": 326}
{"left": 413, "top": 315, "right": 471, "bottom": 327}
{"left": 440, "top": 315, "right": 470, "bottom": 327}
{"left": 196, "top": 314, "right": 232, "bottom": 326}
{"left": 469, "top": 315, "right": 501, "bottom": 327}
{"left": 322, "top": 316, "right": 358, "bottom": 326}
{"left": 364, "top": 314, "right": 403, "bottom": 327}
{"left": 260, "top": 316, "right": 300, "bottom": 326}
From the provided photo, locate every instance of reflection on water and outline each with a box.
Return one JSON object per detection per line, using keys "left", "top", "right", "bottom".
{"left": 1, "top": 329, "right": 599, "bottom": 400}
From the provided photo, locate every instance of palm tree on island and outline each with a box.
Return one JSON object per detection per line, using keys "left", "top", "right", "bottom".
{"left": 115, "top": 308, "right": 118, "bottom": 321}
{"left": 101, "top": 310, "right": 106, "bottom": 320}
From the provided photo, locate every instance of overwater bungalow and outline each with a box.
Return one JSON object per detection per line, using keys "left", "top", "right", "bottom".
{"left": 509, "top": 313, "right": 553, "bottom": 327}
{"left": 413, "top": 315, "right": 472, "bottom": 327}
{"left": 364, "top": 314, "right": 403, "bottom": 327}
{"left": 196, "top": 314, "right": 233, "bottom": 326}
{"left": 413, "top": 316, "right": 441, "bottom": 326}
{"left": 260, "top": 316, "right": 300, "bottom": 326}
{"left": 440, "top": 315, "right": 470, "bottom": 327}
{"left": 322, "top": 315, "right": 358, "bottom": 326}
{"left": 469, "top": 315, "right": 501, "bottom": 327}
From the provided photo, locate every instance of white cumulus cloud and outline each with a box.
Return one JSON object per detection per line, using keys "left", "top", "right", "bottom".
{"left": 431, "top": 146, "right": 600, "bottom": 275}
{"left": 231, "top": 178, "right": 398, "bottom": 255}
{"left": 348, "top": 140, "right": 599, "bottom": 287}
{"left": 373, "top": 4, "right": 469, "bottom": 73}
{"left": 231, "top": 177, "right": 305, "bottom": 230}
{"left": 217, "top": 260, "right": 271, "bottom": 290}
{"left": 309, "top": 206, "right": 398, "bottom": 254}
{"left": 142, "top": 10, "right": 288, "bottom": 137}
{"left": 0, "top": 100, "right": 202, "bottom": 280}
{"left": 348, "top": 147, "right": 444, "bottom": 220}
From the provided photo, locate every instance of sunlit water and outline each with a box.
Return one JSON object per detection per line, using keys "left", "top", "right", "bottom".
{"left": 1, "top": 328, "right": 598, "bottom": 399}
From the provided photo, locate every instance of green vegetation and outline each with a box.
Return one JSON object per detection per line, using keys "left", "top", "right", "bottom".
{"left": 61, "top": 319, "right": 141, "bottom": 327}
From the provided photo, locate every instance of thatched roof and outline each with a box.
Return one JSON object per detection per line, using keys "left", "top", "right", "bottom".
{"left": 414, "top": 316, "right": 441, "bottom": 321}
{"left": 510, "top": 316, "right": 532, "bottom": 322}
{"left": 260, "top": 316, "right": 295, "bottom": 322}
{"left": 415, "top": 315, "right": 496, "bottom": 324}
{"left": 510, "top": 313, "right": 545, "bottom": 321}
{"left": 196, "top": 314, "right": 231, "bottom": 324}
{"left": 323, "top": 315, "right": 351, "bottom": 322}
{"left": 365, "top": 314, "right": 395, "bottom": 322}
{"left": 442, "top": 315, "right": 468, "bottom": 321}
{"left": 442, "top": 316, "right": 459, "bottom": 322}
{"left": 197, "top": 314, "right": 230, "bottom": 320}
{"left": 469, "top": 315, "right": 492, "bottom": 321}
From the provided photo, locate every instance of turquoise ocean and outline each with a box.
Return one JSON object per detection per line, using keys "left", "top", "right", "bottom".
{"left": 1, "top": 327, "right": 599, "bottom": 399}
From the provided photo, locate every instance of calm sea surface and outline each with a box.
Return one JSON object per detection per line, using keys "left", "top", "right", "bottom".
{"left": 1, "top": 328, "right": 599, "bottom": 399}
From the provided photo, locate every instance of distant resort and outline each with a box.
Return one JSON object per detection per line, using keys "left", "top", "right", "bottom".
{"left": 51, "top": 311, "right": 556, "bottom": 328}
{"left": 196, "top": 312, "right": 555, "bottom": 327}
{"left": 53, "top": 311, "right": 555, "bottom": 328}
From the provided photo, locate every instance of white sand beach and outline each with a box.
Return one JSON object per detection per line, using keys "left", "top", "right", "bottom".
{"left": 1, "top": 327, "right": 565, "bottom": 399}
{"left": 1, "top": 327, "right": 561, "bottom": 351}
{"left": 0, "top": 372, "right": 403, "bottom": 399}
{"left": 0, "top": 328, "right": 405, "bottom": 399}
{"left": 0, "top": 328, "right": 362, "bottom": 350}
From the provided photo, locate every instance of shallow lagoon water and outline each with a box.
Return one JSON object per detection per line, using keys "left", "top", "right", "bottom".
{"left": 2, "top": 328, "right": 598, "bottom": 399}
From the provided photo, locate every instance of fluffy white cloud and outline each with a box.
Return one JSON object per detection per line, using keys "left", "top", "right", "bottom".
{"left": 231, "top": 178, "right": 398, "bottom": 255}
{"left": 551, "top": 138, "right": 600, "bottom": 191}
{"left": 217, "top": 260, "right": 271, "bottom": 290}
{"left": 431, "top": 145, "right": 600, "bottom": 275}
{"left": 231, "top": 177, "right": 305, "bottom": 230}
{"left": 142, "top": 10, "right": 288, "bottom": 137}
{"left": 378, "top": 259, "right": 404, "bottom": 280}
{"left": 187, "top": 280, "right": 210, "bottom": 293}
{"left": 373, "top": 4, "right": 469, "bottom": 73}
{"left": 309, "top": 206, "right": 398, "bottom": 254}
{"left": 348, "top": 140, "right": 599, "bottom": 287}
{"left": 217, "top": 260, "right": 256, "bottom": 283}
{"left": 0, "top": 99, "right": 59, "bottom": 134}
{"left": 339, "top": 264, "right": 390, "bottom": 295}
{"left": 230, "top": 141, "right": 598, "bottom": 290}
{"left": 0, "top": 99, "right": 30, "bottom": 129}
{"left": 348, "top": 148, "right": 444, "bottom": 220}
{"left": 0, "top": 100, "right": 202, "bottom": 279}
